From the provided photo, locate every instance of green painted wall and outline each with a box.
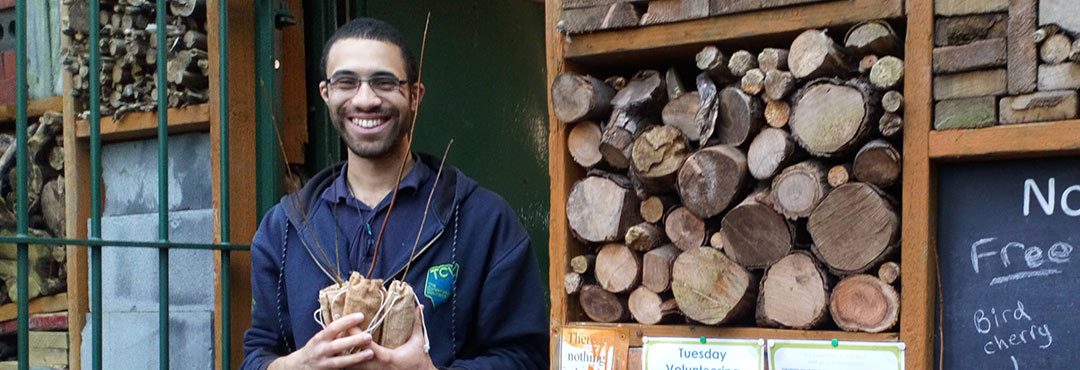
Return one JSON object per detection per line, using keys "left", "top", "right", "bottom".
{"left": 307, "top": 1, "right": 551, "bottom": 293}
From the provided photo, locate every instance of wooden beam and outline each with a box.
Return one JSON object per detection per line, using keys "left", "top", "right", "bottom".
{"left": 563, "top": 0, "right": 903, "bottom": 63}
{"left": 929, "top": 119, "right": 1080, "bottom": 160}
{"left": 900, "top": 1, "right": 935, "bottom": 370}
{"left": 546, "top": 0, "right": 590, "bottom": 360}
{"left": 61, "top": 1, "right": 90, "bottom": 368}
{"left": 280, "top": 0, "right": 307, "bottom": 165}
{"left": 0, "top": 96, "right": 63, "bottom": 122}
{"left": 208, "top": 0, "right": 257, "bottom": 368}
{"left": 0, "top": 293, "right": 68, "bottom": 322}
{"left": 559, "top": 323, "right": 898, "bottom": 347}
{"left": 74, "top": 104, "right": 211, "bottom": 141}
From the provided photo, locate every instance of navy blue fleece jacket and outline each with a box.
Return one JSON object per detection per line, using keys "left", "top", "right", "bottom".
{"left": 241, "top": 154, "right": 549, "bottom": 369}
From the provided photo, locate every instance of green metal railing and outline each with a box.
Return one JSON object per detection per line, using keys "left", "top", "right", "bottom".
{"left": 7, "top": 0, "right": 255, "bottom": 369}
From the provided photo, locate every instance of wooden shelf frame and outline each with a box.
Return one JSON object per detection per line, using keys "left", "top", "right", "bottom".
{"left": 0, "top": 96, "right": 64, "bottom": 123}
{"left": 0, "top": 293, "right": 68, "bottom": 322}
{"left": 559, "top": 323, "right": 898, "bottom": 347}
{"left": 929, "top": 119, "right": 1080, "bottom": 160}
{"left": 546, "top": 0, "right": 920, "bottom": 367}
{"left": 74, "top": 104, "right": 211, "bottom": 141}
{"left": 561, "top": 0, "right": 903, "bottom": 65}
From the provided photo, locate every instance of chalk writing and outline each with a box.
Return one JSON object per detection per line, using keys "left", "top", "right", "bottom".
{"left": 1023, "top": 178, "right": 1080, "bottom": 216}
{"left": 970, "top": 238, "right": 1072, "bottom": 286}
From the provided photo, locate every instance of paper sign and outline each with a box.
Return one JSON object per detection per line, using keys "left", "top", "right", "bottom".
{"left": 642, "top": 337, "right": 765, "bottom": 370}
{"left": 558, "top": 326, "right": 630, "bottom": 370}
{"left": 768, "top": 339, "right": 905, "bottom": 370}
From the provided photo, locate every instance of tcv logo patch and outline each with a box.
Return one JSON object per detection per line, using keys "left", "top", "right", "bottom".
{"left": 424, "top": 262, "right": 459, "bottom": 308}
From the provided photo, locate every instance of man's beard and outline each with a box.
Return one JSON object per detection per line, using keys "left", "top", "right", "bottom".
{"left": 334, "top": 109, "right": 413, "bottom": 159}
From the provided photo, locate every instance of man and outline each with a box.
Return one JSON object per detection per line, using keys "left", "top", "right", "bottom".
{"left": 241, "top": 17, "right": 549, "bottom": 369}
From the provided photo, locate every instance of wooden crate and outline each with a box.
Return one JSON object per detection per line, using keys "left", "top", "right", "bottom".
{"left": 544, "top": 0, "right": 931, "bottom": 368}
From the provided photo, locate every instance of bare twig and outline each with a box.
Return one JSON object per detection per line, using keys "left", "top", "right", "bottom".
{"left": 369, "top": 12, "right": 432, "bottom": 278}
{"left": 403, "top": 139, "right": 453, "bottom": 279}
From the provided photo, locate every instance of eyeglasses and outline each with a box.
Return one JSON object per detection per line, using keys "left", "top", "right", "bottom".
{"left": 325, "top": 75, "right": 409, "bottom": 96}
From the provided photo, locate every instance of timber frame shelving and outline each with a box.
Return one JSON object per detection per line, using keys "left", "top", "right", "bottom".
{"left": 73, "top": 104, "right": 211, "bottom": 141}
{"left": 0, "top": 96, "right": 63, "bottom": 123}
{"left": 544, "top": 0, "right": 936, "bottom": 368}
{"left": 548, "top": 1, "right": 1080, "bottom": 369}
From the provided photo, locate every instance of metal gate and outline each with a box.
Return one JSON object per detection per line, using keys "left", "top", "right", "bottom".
{"left": 0, "top": 0, "right": 285, "bottom": 369}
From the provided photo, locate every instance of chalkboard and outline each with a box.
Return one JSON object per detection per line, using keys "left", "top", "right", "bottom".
{"left": 938, "top": 157, "right": 1080, "bottom": 370}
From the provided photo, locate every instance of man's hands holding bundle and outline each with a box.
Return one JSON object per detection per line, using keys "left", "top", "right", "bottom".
{"left": 269, "top": 307, "right": 435, "bottom": 370}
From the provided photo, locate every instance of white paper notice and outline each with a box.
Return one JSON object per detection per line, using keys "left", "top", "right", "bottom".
{"left": 768, "top": 339, "right": 904, "bottom": 370}
{"left": 641, "top": 337, "right": 764, "bottom": 370}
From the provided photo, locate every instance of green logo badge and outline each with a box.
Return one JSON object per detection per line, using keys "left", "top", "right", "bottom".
{"left": 424, "top": 262, "right": 459, "bottom": 308}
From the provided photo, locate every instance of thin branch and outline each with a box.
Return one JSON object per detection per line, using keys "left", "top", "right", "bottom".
{"left": 403, "top": 139, "right": 453, "bottom": 279}
{"left": 368, "top": 12, "right": 432, "bottom": 278}
{"left": 275, "top": 119, "right": 344, "bottom": 284}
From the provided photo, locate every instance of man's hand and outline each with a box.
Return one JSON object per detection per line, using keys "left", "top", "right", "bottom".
{"left": 269, "top": 312, "right": 375, "bottom": 370}
{"left": 350, "top": 305, "right": 437, "bottom": 370}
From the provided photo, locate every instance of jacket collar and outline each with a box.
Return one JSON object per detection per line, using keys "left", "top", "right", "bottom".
{"left": 279, "top": 153, "right": 472, "bottom": 279}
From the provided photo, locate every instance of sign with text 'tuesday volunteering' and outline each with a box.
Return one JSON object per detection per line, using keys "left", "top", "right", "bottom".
{"left": 641, "top": 337, "right": 764, "bottom": 370}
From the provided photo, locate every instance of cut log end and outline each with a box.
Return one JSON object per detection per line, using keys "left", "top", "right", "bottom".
{"left": 869, "top": 56, "right": 904, "bottom": 90}
{"left": 878, "top": 261, "right": 901, "bottom": 285}
{"left": 662, "top": 92, "right": 702, "bottom": 141}
{"left": 595, "top": 243, "right": 642, "bottom": 293}
{"left": 765, "top": 100, "right": 791, "bottom": 129}
{"left": 580, "top": 285, "right": 630, "bottom": 323}
{"left": 631, "top": 125, "right": 690, "bottom": 194}
{"left": 790, "top": 78, "right": 876, "bottom": 157}
{"left": 721, "top": 193, "right": 795, "bottom": 269}
{"left": 881, "top": 91, "right": 904, "bottom": 113}
{"left": 672, "top": 247, "right": 756, "bottom": 325}
{"left": 570, "top": 254, "right": 596, "bottom": 274}
{"left": 845, "top": 21, "right": 900, "bottom": 57}
{"left": 758, "top": 48, "right": 789, "bottom": 71}
{"left": 664, "top": 207, "right": 706, "bottom": 251}
{"left": 639, "top": 195, "right": 675, "bottom": 224}
{"left": 677, "top": 145, "right": 749, "bottom": 218}
{"left": 771, "top": 160, "right": 830, "bottom": 220}
{"left": 789, "top": 29, "right": 852, "bottom": 79}
{"left": 853, "top": 139, "right": 901, "bottom": 188}
{"left": 740, "top": 69, "right": 765, "bottom": 96}
{"left": 568, "top": 121, "right": 604, "bottom": 168}
{"left": 642, "top": 244, "right": 680, "bottom": 293}
{"left": 625, "top": 222, "right": 666, "bottom": 252}
{"left": 757, "top": 252, "right": 830, "bottom": 329}
{"left": 748, "top": 128, "right": 798, "bottom": 181}
{"left": 830, "top": 275, "right": 899, "bottom": 333}
{"left": 810, "top": 183, "right": 899, "bottom": 275}
{"left": 629, "top": 287, "right": 681, "bottom": 324}
{"left": 827, "top": 164, "right": 852, "bottom": 188}
{"left": 568, "top": 176, "right": 643, "bottom": 243}
{"left": 552, "top": 73, "right": 615, "bottom": 123}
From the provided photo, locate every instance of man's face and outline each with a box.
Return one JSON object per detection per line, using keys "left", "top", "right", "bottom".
{"left": 320, "top": 38, "right": 423, "bottom": 159}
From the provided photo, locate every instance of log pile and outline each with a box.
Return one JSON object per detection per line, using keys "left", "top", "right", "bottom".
{"left": 0, "top": 112, "right": 67, "bottom": 305}
{"left": 556, "top": 0, "right": 838, "bottom": 34}
{"left": 932, "top": 0, "right": 1080, "bottom": 129}
{"left": 556, "top": 22, "right": 903, "bottom": 333}
{"left": 60, "top": 0, "right": 210, "bottom": 120}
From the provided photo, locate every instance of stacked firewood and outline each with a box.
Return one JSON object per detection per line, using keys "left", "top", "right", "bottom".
{"left": 0, "top": 112, "right": 67, "bottom": 305}
{"left": 933, "top": 0, "right": 1080, "bottom": 129}
{"left": 59, "top": 0, "right": 209, "bottom": 119}
{"left": 557, "top": 0, "right": 837, "bottom": 34}
{"left": 556, "top": 21, "right": 903, "bottom": 333}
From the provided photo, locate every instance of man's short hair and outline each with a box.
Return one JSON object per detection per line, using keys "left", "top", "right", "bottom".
{"left": 321, "top": 17, "right": 419, "bottom": 82}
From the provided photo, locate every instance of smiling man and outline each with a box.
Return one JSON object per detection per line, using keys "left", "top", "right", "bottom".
{"left": 240, "top": 17, "right": 549, "bottom": 370}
